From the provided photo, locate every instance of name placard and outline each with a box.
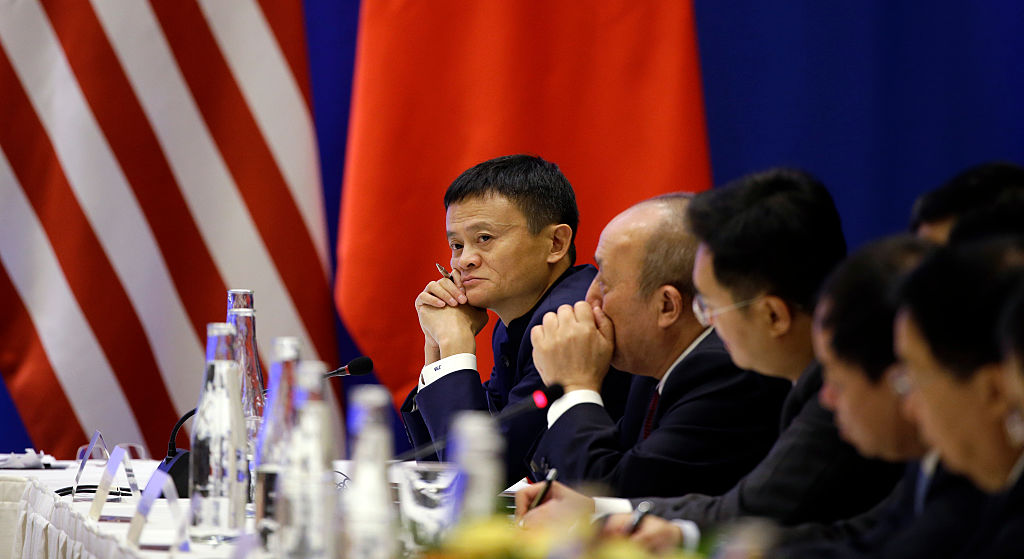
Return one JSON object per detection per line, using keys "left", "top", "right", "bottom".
{"left": 125, "top": 469, "right": 190, "bottom": 552}
{"left": 89, "top": 445, "right": 127, "bottom": 520}
{"left": 72, "top": 430, "right": 109, "bottom": 502}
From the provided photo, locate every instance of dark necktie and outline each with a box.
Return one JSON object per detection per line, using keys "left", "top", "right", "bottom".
{"left": 642, "top": 390, "right": 660, "bottom": 440}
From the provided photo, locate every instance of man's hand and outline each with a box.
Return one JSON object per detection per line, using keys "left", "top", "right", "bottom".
{"left": 514, "top": 481, "right": 596, "bottom": 528}
{"left": 602, "top": 513, "right": 684, "bottom": 554}
{"left": 415, "top": 271, "right": 488, "bottom": 361}
{"left": 530, "top": 301, "right": 614, "bottom": 392}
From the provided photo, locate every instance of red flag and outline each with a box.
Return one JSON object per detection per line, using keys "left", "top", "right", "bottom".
{"left": 337, "top": 2, "right": 711, "bottom": 406}
{"left": 0, "top": 0, "right": 336, "bottom": 458}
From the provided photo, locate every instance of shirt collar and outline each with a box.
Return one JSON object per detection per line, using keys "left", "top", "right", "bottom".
{"left": 656, "top": 327, "right": 714, "bottom": 394}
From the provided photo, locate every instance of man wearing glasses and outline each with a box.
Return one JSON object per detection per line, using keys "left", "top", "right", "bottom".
{"left": 527, "top": 194, "right": 791, "bottom": 498}
{"left": 517, "top": 169, "right": 904, "bottom": 551}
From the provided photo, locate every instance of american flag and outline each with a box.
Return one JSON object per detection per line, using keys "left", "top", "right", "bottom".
{"left": 0, "top": 0, "right": 338, "bottom": 458}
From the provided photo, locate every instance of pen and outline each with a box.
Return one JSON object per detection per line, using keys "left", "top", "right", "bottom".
{"left": 629, "top": 500, "right": 653, "bottom": 534}
{"left": 529, "top": 468, "right": 558, "bottom": 510}
{"left": 435, "top": 262, "right": 453, "bottom": 280}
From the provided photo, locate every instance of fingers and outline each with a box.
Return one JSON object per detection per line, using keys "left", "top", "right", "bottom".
{"left": 630, "top": 518, "right": 684, "bottom": 554}
{"left": 418, "top": 279, "right": 466, "bottom": 308}
{"left": 514, "top": 483, "right": 543, "bottom": 520}
{"left": 449, "top": 267, "right": 465, "bottom": 290}
{"left": 591, "top": 305, "right": 615, "bottom": 343}
{"left": 600, "top": 513, "right": 634, "bottom": 536}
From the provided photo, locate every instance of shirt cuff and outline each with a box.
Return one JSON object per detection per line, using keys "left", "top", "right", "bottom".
{"left": 593, "top": 497, "right": 633, "bottom": 516}
{"left": 547, "top": 390, "right": 604, "bottom": 428}
{"left": 670, "top": 520, "right": 700, "bottom": 552}
{"left": 419, "top": 353, "right": 477, "bottom": 390}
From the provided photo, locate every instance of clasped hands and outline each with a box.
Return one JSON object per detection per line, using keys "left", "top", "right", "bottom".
{"left": 415, "top": 268, "right": 488, "bottom": 361}
{"left": 531, "top": 301, "right": 614, "bottom": 393}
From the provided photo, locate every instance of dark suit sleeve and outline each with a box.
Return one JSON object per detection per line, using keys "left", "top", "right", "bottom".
{"left": 533, "top": 350, "right": 788, "bottom": 498}
{"left": 634, "top": 396, "right": 904, "bottom": 529}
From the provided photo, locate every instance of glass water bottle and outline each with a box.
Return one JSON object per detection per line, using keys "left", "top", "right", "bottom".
{"left": 344, "top": 385, "right": 397, "bottom": 559}
{"left": 254, "top": 336, "right": 302, "bottom": 546}
{"left": 276, "top": 360, "right": 336, "bottom": 559}
{"left": 189, "top": 323, "right": 248, "bottom": 544}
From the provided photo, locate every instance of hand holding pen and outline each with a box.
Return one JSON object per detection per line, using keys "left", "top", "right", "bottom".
{"left": 416, "top": 262, "right": 467, "bottom": 308}
{"left": 529, "top": 468, "right": 559, "bottom": 510}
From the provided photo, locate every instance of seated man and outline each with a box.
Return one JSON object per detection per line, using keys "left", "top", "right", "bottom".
{"left": 528, "top": 194, "right": 791, "bottom": 498}
{"left": 402, "top": 154, "right": 629, "bottom": 483}
{"left": 517, "top": 168, "right": 904, "bottom": 550}
{"left": 773, "top": 235, "right": 987, "bottom": 558}
{"left": 895, "top": 238, "right": 1024, "bottom": 559}
{"left": 909, "top": 161, "right": 1024, "bottom": 244}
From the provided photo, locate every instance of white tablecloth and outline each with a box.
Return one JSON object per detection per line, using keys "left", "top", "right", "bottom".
{"left": 0, "top": 461, "right": 234, "bottom": 559}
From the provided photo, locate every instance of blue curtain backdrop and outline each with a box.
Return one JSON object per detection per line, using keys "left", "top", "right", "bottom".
{"left": 694, "top": 1, "right": 1024, "bottom": 247}
{"left": 2, "top": 1, "right": 1023, "bottom": 452}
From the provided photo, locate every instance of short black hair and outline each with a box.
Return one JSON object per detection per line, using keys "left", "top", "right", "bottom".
{"left": 1001, "top": 282, "right": 1024, "bottom": 364}
{"left": 898, "top": 238, "right": 1024, "bottom": 380}
{"left": 687, "top": 168, "right": 847, "bottom": 313}
{"left": 947, "top": 194, "right": 1024, "bottom": 244}
{"left": 910, "top": 161, "right": 1024, "bottom": 232}
{"left": 819, "top": 236, "right": 935, "bottom": 383}
{"left": 444, "top": 154, "right": 579, "bottom": 264}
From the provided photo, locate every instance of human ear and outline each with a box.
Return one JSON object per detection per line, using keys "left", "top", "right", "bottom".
{"left": 655, "top": 286, "right": 683, "bottom": 328}
{"left": 546, "top": 224, "right": 573, "bottom": 263}
{"left": 976, "top": 363, "right": 1016, "bottom": 419}
{"left": 762, "top": 295, "right": 793, "bottom": 337}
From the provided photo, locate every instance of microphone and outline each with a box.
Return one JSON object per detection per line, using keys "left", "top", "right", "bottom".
{"left": 157, "top": 407, "right": 197, "bottom": 497}
{"left": 394, "top": 383, "right": 564, "bottom": 461}
{"left": 323, "top": 356, "right": 374, "bottom": 379}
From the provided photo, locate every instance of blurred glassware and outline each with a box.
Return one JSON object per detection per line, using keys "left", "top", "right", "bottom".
{"left": 189, "top": 322, "right": 247, "bottom": 544}
{"left": 344, "top": 384, "right": 397, "bottom": 559}
{"left": 275, "top": 360, "right": 336, "bottom": 559}
{"left": 253, "top": 336, "right": 301, "bottom": 548}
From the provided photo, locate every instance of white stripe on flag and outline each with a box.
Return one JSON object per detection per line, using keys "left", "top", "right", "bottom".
{"left": 0, "top": 149, "right": 146, "bottom": 446}
{"left": 0, "top": 0, "right": 202, "bottom": 416}
{"left": 199, "top": 0, "right": 331, "bottom": 279}
{"left": 90, "top": 0, "right": 321, "bottom": 361}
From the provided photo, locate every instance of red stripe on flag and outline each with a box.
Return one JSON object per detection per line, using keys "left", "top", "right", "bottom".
{"left": 337, "top": 1, "right": 711, "bottom": 405}
{"left": 40, "top": 0, "right": 224, "bottom": 343}
{"left": 0, "top": 48, "right": 178, "bottom": 454}
{"left": 256, "top": 0, "right": 314, "bottom": 111}
{"left": 0, "top": 262, "right": 86, "bottom": 459}
{"left": 151, "top": 1, "right": 338, "bottom": 366}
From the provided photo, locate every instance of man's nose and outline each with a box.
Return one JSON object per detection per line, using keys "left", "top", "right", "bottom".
{"left": 455, "top": 246, "right": 480, "bottom": 269}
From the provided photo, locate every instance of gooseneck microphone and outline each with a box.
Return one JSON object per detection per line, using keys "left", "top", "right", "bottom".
{"left": 323, "top": 356, "right": 374, "bottom": 379}
{"left": 394, "top": 383, "right": 565, "bottom": 462}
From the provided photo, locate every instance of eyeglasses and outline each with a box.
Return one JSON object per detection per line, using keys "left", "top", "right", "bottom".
{"left": 691, "top": 293, "right": 762, "bottom": 328}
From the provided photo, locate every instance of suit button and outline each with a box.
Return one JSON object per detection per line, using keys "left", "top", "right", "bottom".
{"left": 502, "top": 356, "right": 511, "bottom": 368}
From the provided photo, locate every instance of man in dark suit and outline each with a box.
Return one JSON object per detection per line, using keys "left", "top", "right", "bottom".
{"left": 401, "top": 154, "right": 629, "bottom": 484}
{"left": 517, "top": 169, "right": 904, "bottom": 552}
{"left": 528, "top": 194, "right": 790, "bottom": 498}
{"left": 772, "top": 236, "right": 988, "bottom": 558}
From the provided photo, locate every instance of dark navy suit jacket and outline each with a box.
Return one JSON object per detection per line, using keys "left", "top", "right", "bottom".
{"left": 529, "top": 330, "right": 791, "bottom": 498}
{"left": 956, "top": 464, "right": 1024, "bottom": 558}
{"left": 776, "top": 461, "right": 988, "bottom": 558}
{"left": 400, "top": 264, "right": 630, "bottom": 484}
{"left": 634, "top": 363, "right": 905, "bottom": 529}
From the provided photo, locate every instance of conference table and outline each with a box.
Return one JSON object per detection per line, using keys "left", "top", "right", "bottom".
{"left": 0, "top": 459, "right": 231, "bottom": 559}
{"left": 1, "top": 459, "right": 520, "bottom": 559}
